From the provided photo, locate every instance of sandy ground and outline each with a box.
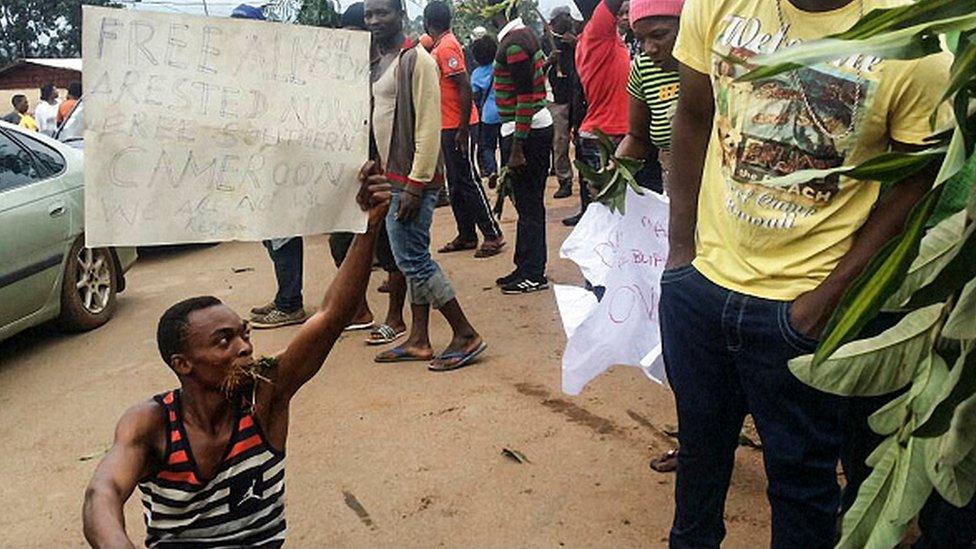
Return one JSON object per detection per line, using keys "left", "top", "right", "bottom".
{"left": 0, "top": 181, "right": 770, "bottom": 547}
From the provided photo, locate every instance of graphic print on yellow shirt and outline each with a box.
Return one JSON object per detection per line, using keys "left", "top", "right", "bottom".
{"left": 673, "top": 0, "right": 950, "bottom": 300}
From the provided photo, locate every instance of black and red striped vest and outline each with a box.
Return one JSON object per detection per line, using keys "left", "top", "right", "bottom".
{"left": 137, "top": 390, "right": 286, "bottom": 548}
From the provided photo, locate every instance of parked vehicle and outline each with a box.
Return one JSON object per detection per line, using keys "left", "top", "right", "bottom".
{"left": 0, "top": 120, "right": 136, "bottom": 342}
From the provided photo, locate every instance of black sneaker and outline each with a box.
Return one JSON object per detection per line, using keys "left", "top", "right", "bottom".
{"left": 553, "top": 179, "right": 572, "bottom": 199}
{"left": 495, "top": 270, "right": 520, "bottom": 286}
{"left": 501, "top": 276, "right": 549, "bottom": 294}
{"left": 562, "top": 212, "right": 583, "bottom": 226}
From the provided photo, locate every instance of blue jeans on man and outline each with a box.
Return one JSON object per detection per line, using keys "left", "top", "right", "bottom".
{"left": 385, "top": 188, "right": 455, "bottom": 308}
{"left": 477, "top": 122, "right": 500, "bottom": 177}
{"left": 262, "top": 237, "right": 303, "bottom": 313}
{"left": 659, "top": 264, "right": 842, "bottom": 548}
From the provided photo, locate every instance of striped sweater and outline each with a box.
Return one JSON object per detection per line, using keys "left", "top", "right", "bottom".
{"left": 493, "top": 25, "right": 547, "bottom": 140}
{"left": 138, "top": 390, "right": 286, "bottom": 548}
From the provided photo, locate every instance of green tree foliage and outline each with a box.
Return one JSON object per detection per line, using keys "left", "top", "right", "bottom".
{"left": 742, "top": 1, "right": 976, "bottom": 545}
{"left": 0, "top": 0, "right": 121, "bottom": 65}
{"left": 296, "top": 0, "right": 341, "bottom": 28}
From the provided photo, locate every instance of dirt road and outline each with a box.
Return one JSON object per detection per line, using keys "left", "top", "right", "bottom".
{"left": 0, "top": 188, "right": 770, "bottom": 547}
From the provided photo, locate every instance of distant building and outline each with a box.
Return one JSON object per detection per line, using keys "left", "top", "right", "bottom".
{"left": 0, "top": 58, "right": 82, "bottom": 113}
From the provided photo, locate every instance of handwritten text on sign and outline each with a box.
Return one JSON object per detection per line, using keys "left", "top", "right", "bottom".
{"left": 82, "top": 6, "right": 370, "bottom": 246}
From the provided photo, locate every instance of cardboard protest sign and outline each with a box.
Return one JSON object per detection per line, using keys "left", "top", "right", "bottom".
{"left": 556, "top": 190, "right": 670, "bottom": 394}
{"left": 82, "top": 6, "right": 370, "bottom": 246}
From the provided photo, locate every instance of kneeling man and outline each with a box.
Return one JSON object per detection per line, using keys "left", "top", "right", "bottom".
{"left": 82, "top": 167, "right": 390, "bottom": 548}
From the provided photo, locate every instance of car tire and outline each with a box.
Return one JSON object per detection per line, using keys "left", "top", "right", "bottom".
{"left": 58, "top": 237, "right": 118, "bottom": 332}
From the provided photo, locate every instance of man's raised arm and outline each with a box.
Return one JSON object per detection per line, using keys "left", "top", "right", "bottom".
{"left": 269, "top": 167, "right": 391, "bottom": 403}
{"left": 83, "top": 402, "right": 159, "bottom": 549}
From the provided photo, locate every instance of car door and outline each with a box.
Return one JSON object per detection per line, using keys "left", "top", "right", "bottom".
{"left": 0, "top": 128, "right": 73, "bottom": 328}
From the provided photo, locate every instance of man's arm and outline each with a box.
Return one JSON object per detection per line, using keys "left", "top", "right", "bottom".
{"left": 666, "top": 63, "right": 713, "bottom": 268}
{"left": 267, "top": 171, "right": 391, "bottom": 404}
{"left": 790, "top": 141, "right": 936, "bottom": 338}
{"left": 449, "top": 71, "right": 474, "bottom": 152}
{"left": 83, "top": 402, "right": 160, "bottom": 549}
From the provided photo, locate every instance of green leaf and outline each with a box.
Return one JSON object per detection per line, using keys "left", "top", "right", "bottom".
{"left": 905, "top": 220, "right": 976, "bottom": 308}
{"left": 837, "top": 0, "right": 976, "bottom": 40}
{"left": 574, "top": 159, "right": 611, "bottom": 187}
{"left": 915, "top": 347, "right": 976, "bottom": 438}
{"left": 746, "top": 148, "right": 944, "bottom": 189}
{"left": 939, "top": 34, "right": 976, "bottom": 106}
{"left": 924, "top": 431, "right": 976, "bottom": 506}
{"left": 739, "top": 11, "right": 976, "bottom": 82}
{"left": 885, "top": 209, "right": 968, "bottom": 310}
{"left": 790, "top": 304, "right": 943, "bottom": 396}
{"left": 837, "top": 439, "right": 898, "bottom": 549}
{"left": 869, "top": 390, "right": 913, "bottom": 436}
{"left": 815, "top": 187, "right": 945, "bottom": 366}
{"left": 911, "top": 352, "right": 951, "bottom": 419}
{"left": 877, "top": 437, "right": 932, "bottom": 538}
{"left": 737, "top": 33, "right": 943, "bottom": 82}
{"left": 943, "top": 280, "right": 976, "bottom": 340}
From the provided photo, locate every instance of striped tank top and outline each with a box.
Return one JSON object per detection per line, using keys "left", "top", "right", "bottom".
{"left": 138, "top": 390, "right": 286, "bottom": 548}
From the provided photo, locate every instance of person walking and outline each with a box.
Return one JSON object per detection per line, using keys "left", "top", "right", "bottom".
{"left": 365, "top": 0, "right": 487, "bottom": 370}
{"left": 488, "top": 0, "right": 554, "bottom": 294}
{"left": 662, "top": 0, "right": 950, "bottom": 545}
{"left": 424, "top": 1, "right": 506, "bottom": 259}
{"left": 469, "top": 35, "right": 502, "bottom": 188}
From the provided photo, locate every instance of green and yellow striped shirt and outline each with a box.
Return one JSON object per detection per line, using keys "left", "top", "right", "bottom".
{"left": 626, "top": 55, "right": 680, "bottom": 151}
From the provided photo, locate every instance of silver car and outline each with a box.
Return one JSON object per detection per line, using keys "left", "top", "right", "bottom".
{"left": 0, "top": 120, "right": 136, "bottom": 342}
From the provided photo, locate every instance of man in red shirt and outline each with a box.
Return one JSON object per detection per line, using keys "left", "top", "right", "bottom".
{"left": 424, "top": 1, "right": 505, "bottom": 258}
{"left": 564, "top": 0, "right": 632, "bottom": 226}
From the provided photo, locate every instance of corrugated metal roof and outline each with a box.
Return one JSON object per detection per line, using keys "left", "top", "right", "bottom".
{"left": 21, "top": 58, "right": 83, "bottom": 71}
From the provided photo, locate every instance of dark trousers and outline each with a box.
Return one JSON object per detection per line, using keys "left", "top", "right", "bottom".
{"left": 329, "top": 223, "right": 398, "bottom": 273}
{"left": 262, "top": 237, "right": 303, "bottom": 313}
{"left": 659, "top": 265, "right": 843, "bottom": 548}
{"left": 500, "top": 126, "right": 553, "bottom": 279}
{"left": 477, "top": 122, "right": 500, "bottom": 177}
{"left": 441, "top": 127, "right": 501, "bottom": 242}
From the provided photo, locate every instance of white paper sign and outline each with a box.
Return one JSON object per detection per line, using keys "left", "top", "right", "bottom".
{"left": 557, "top": 190, "right": 670, "bottom": 395}
{"left": 82, "top": 6, "right": 370, "bottom": 246}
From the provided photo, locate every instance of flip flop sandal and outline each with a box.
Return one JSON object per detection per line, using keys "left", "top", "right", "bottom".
{"left": 650, "top": 448, "right": 679, "bottom": 473}
{"left": 366, "top": 324, "right": 406, "bottom": 346}
{"left": 378, "top": 280, "right": 391, "bottom": 293}
{"left": 474, "top": 240, "right": 506, "bottom": 258}
{"left": 428, "top": 341, "right": 488, "bottom": 372}
{"left": 374, "top": 346, "right": 433, "bottom": 363}
{"left": 438, "top": 239, "right": 478, "bottom": 253}
{"left": 344, "top": 321, "right": 374, "bottom": 332}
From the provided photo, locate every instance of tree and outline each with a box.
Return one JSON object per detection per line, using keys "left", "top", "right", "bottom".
{"left": 0, "top": 0, "right": 121, "bottom": 65}
{"left": 296, "top": 0, "right": 341, "bottom": 28}
{"left": 741, "top": 1, "right": 976, "bottom": 545}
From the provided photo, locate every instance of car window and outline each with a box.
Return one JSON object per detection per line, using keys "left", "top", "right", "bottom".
{"left": 0, "top": 132, "right": 42, "bottom": 192}
{"left": 15, "top": 133, "right": 66, "bottom": 176}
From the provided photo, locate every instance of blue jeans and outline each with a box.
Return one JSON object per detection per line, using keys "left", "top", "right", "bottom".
{"left": 659, "top": 265, "right": 842, "bottom": 548}
{"left": 385, "top": 188, "right": 455, "bottom": 308}
{"left": 262, "top": 237, "right": 303, "bottom": 313}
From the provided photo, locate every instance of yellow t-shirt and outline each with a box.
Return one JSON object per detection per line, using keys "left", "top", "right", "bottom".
{"left": 18, "top": 113, "right": 38, "bottom": 131}
{"left": 673, "top": 0, "right": 951, "bottom": 300}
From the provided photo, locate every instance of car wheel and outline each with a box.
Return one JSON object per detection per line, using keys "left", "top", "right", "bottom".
{"left": 58, "top": 237, "right": 118, "bottom": 332}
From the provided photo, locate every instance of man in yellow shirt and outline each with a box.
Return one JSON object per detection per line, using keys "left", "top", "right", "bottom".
{"left": 2, "top": 95, "right": 38, "bottom": 131}
{"left": 661, "top": 0, "right": 950, "bottom": 546}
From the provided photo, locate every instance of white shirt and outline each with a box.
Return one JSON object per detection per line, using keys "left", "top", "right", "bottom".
{"left": 34, "top": 100, "right": 60, "bottom": 136}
